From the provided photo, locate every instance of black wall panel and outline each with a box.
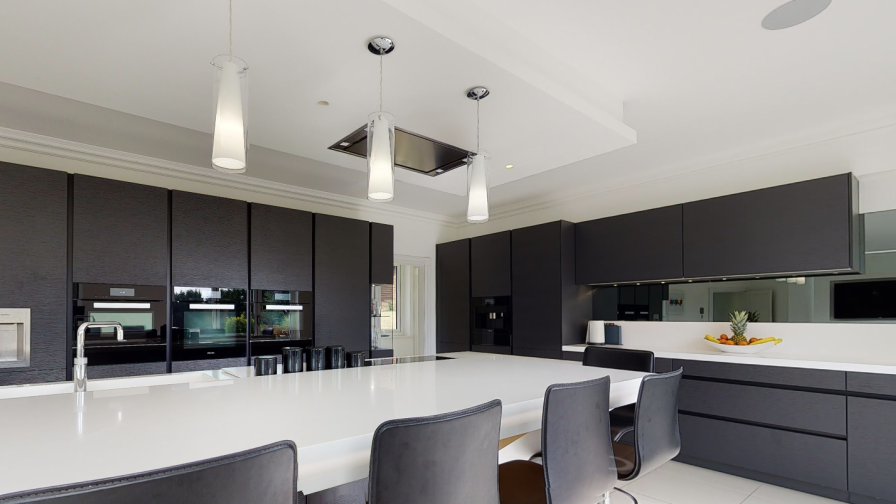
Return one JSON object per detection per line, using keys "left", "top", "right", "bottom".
{"left": 314, "top": 214, "right": 369, "bottom": 353}
{"left": 0, "top": 162, "right": 68, "bottom": 384}
{"left": 72, "top": 175, "right": 168, "bottom": 286}
{"left": 250, "top": 203, "right": 312, "bottom": 291}
{"left": 471, "top": 231, "right": 511, "bottom": 297}
{"left": 436, "top": 239, "right": 470, "bottom": 351}
{"left": 369, "top": 222, "right": 394, "bottom": 285}
{"left": 683, "top": 174, "right": 861, "bottom": 278}
{"left": 171, "top": 191, "right": 247, "bottom": 288}
{"left": 576, "top": 205, "right": 684, "bottom": 285}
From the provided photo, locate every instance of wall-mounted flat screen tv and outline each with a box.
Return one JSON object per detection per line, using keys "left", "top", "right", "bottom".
{"left": 832, "top": 279, "right": 896, "bottom": 320}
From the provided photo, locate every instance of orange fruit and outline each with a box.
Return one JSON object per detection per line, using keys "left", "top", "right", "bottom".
{"left": 749, "top": 338, "right": 758, "bottom": 344}
{"left": 737, "top": 341, "right": 748, "bottom": 346}
{"left": 720, "top": 334, "right": 729, "bottom": 341}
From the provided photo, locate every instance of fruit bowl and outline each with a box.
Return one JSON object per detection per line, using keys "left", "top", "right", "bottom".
{"left": 702, "top": 339, "right": 778, "bottom": 355}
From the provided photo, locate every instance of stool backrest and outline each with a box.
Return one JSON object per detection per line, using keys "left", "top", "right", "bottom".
{"left": 630, "top": 369, "right": 683, "bottom": 479}
{"left": 0, "top": 441, "right": 298, "bottom": 504}
{"left": 541, "top": 377, "right": 617, "bottom": 504}
{"left": 583, "top": 346, "right": 655, "bottom": 372}
{"left": 368, "top": 400, "right": 502, "bottom": 504}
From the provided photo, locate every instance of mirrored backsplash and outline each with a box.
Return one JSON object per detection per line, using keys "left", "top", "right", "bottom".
{"left": 594, "top": 209, "right": 896, "bottom": 324}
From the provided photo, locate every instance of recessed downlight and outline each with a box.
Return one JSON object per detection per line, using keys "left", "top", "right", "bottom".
{"left": 505, "top": 164, "right": 514, "bottom": 169}
{"left": 318, "top": 100, "right": 330, "bottom": 107}
{"left": 762, "top": 0, "right": 832, "bottom": 30}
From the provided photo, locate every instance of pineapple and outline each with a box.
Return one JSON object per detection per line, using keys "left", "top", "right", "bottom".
{"left": 729, "top": 310, "right": 749, "bottom": 344}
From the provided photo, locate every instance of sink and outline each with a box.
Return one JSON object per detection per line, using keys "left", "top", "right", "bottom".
{"left": 0, "top": 371, "right": 226, "bottom": 400}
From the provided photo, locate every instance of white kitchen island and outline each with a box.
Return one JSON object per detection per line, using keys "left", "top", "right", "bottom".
{"left": 0, "top": 352, "right": 646, "bottom": 496}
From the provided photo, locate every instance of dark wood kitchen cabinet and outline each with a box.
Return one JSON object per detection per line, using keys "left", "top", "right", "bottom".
{"left": 436, "top": 239, "right": 470, "bottom": 353}
{"left": 471, "top": 231, "right": 511, "bottom": 297}
{"left": 575, "top": 205, "right": 684, "bottom": 285}
{"left": 73, "top": 175, "right": 168, "bottom": 286}
{"left": 369, "top": 222, "right": 394, "bottom": 285}
{"left": 683, "top": 174, "right": 862, "bottom": 279}
{"left": 847, "top": 373, "right": 896, "bottom": 503}
{"left": 314, "top": 214, "right": 369, "bottom": 353}
{"left": 512, "top": 221, "right": 590, "bottom": 358}
{"left": 0, "top": 163, "right": 68, "bottom": 385}
{"left": 172, "top": 191, "right": 247, "bottom": 288}
{"left": 250, "top": 203, "right": 312, "bottom": 291}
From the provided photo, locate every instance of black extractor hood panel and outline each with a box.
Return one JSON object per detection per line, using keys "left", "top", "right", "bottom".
{"left": 328, "top": 124, "right": 470, "bottom": 177}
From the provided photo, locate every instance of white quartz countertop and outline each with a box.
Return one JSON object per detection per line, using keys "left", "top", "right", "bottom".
{"left": 562, "top": 343, "right": 896, "bottom": 375}
{"left": 0, "top": 352, "right": 646, "bottom": 496}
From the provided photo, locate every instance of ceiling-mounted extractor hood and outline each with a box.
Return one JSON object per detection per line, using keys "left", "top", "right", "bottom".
{"left": 329, "top": 125, "right": 470, "bottom": 177}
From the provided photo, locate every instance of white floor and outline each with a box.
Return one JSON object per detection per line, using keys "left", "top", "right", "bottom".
{"left": 612, "top": 461, "right": 842, "bottom": 504}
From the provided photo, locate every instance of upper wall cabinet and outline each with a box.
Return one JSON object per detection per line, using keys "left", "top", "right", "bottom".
{"left": 172, "top": 191, "right": 248, "bottom": 288}
{"left": 370, "top": 222, "right": 394, "bottom": 285}
{"left": 0, "top": 163, "right": 68, "bottom": 384}
{"left": 250, "top": 204, "right": 312, "bottom": 291}
{"left": 314, "top": 214, "right": 369, "bottom": 353}
{"left": 471, "top": 231, "right": 512, "bottom": 297}
{"left": 73, "top": 175, "right": 168, "bottom": 286}
{"left": 683, "top": 174, "right": 862, "bottom": 279}
{"left": 436, "top": 239, "right": 470, "bottom": 353}
{"left": 576, "top": 205, "right": 684, "bottom": 285}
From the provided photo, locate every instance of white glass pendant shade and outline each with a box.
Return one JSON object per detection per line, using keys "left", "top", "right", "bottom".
{"left": 466, "top": 151, "right": 490, "bottom": 223}
{"left": 367, "top": 111, "right": 395, "bottom": 202}
{"left": 211, "top": 56, "right": 249, "bottom": 173}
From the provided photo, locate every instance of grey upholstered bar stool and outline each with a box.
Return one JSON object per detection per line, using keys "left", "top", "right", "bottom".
{"left": 583, "top": 346, "right": 655, "bottom": 442}
{"left": 0, "top": 441, "right": 298, "bottom": 504}
{"left": 366, "top": 399, "right": 503, "bottom": 504}
{"left": 498, "top": 377, "right": 617, "bottom": 504}
{"left": 613, "top": 369, "right": 683, "bottom": 487}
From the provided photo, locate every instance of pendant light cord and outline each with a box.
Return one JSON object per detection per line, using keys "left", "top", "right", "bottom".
{"left": 379, "top": 55, "right": 383, "bottom": 113}
{"left": 228, "top": 0, "right": 233, "bottom": 61}
{"left": 476, "top": 97, "right": 480, "bottom": 153}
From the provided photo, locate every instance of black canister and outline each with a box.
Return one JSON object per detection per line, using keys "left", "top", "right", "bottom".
{"left": 326, "top": 345, "right": 346, "bottom": 369}
{"left": 307, "top": 346, "right": 326, "bottom": 371}
{"left": 347, "top": 350, "right": 366, "bottom": 368}
{"left": 282, "top": 347, "right": 304, "bottom": 373}
{"left": 254, "top": 356, "right": 278, "bottom": 376}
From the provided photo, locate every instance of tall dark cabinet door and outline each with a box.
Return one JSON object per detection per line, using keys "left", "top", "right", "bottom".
{"left": 512, "top": 221, "right": 589, "bottom": 358}
{"left": 576, "top": 205, "right": 684, "bottom": 285}
{"left": 250, "top": 204, "right": 312, "bottom": 291}
{"left": 171, "top": 191, "right": 247, "bottom": 288}
{"left": 0, "top": 163, "right": 68, "bottom": 385}
{"left": 471, "top": 231, "right": 511, "bottom": 297}
{"left": 847, "top": 397, "right": 896, "bottom": 502}
{"left": 436, "top": 239, "right": 470, "bottom": 353}
{"left": 314, "top": 214, "right": 369, "bottom": 353}
{"left": 73, "top": 175, "right": 168, "bottom": 286}
{"left": 512, "top": 223, "right": 561, "bottom": 353}
{"left": 370, "top": 222, "right": 394, "bottom": 285}
{"left": 683, "top": 174, "right": 861, "bottom": 279}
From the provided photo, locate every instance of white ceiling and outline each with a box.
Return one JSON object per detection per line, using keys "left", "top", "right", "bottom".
{"left": 1, "top": 0, "right": 896, "bottom": 219}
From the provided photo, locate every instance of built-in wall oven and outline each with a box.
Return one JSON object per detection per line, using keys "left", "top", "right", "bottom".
{"left": 172, "top": 287, "right": 247, "bottom": 361}
{"left": 250, "top": 290, "right": 312, "bottom": 356}
{"left": 72, "top": 283, "right": 167, "bottom": 365}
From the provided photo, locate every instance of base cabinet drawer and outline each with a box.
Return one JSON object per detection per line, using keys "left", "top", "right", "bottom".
{"left": 674, "top": 359, "right": 845, "bottom": 390}
{"left": 679, "top": 379, "right": 846, "bottom": 436}
{"left": 679, "top": 414, "right": 848, "bottom": 491}
{"left": 848, "top": 397, "right": 896, "bottom": 502}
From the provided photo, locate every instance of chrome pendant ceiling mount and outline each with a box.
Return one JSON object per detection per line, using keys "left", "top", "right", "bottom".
{"left": 367, "top": 37, "right": 395, "bottom": 55}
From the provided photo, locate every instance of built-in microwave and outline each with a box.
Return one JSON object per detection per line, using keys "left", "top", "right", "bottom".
{"left": 250, "top": 289, "right": 313, "bottom": 356}
{"left": 72, "top": 283, "right": 167, "bottom": 365}
{"left": 171, "top": 287, "right": 247, "bottom": 361}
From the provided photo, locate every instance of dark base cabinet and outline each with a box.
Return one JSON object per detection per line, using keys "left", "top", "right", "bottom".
{"left": 512, "top": 347, "right": 562, "bottom": 360}
{"left": 667, "top": 358, "right": 896, "bottom": 504}
{"left": 89, "top": 362, "right": 168, "bottom": 380}
{"left": 171, "top": 357, "right": 248, "bottom": 373}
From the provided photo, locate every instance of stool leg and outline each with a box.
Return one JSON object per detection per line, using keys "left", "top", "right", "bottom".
{"left": 613, "top": 487, "right": 638, "bottom": 504}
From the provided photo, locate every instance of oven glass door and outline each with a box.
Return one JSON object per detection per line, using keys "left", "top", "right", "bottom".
{"left": 72, "top": 300, "right": 168, "bottom": 364}
{"left": 173, "top": 287, "right": 247, "bottom": 360}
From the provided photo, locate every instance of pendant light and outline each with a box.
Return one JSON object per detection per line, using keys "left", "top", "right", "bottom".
{"left": 466, "top": 86, "right": 491, "bottom": 223}
{"left": 366, "top": 37, "right": 396, "bottom": 202}
{"left": 211, "top": 0, "right": 249, "bottom": 173}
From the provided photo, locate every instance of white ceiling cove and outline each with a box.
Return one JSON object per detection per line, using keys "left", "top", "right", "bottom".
{"left": 1, "top": 1, "right": 896, "bottom": 219}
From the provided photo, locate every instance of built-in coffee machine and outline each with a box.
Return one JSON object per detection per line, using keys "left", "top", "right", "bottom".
{"left": 471, "top": 296, "right": 512, "bottom": 353}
